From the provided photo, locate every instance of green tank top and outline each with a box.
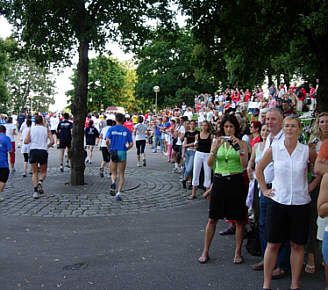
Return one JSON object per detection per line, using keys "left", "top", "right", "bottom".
{"left": 214, "top": 142, "right": 243, "bottom": 175}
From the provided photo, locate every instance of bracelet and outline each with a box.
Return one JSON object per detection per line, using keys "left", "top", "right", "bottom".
{"left": 211, "top": 151, "right": 216, "bottom": 156}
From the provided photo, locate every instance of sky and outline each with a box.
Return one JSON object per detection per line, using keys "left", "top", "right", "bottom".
{"left": 0, "top": 11, "right": 186, "bottom": 112}
{"left": 0, "top": 16, "right": 134, "bottom": 111}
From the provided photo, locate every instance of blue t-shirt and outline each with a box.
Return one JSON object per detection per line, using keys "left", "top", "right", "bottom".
{"left": 105, "top": 125, "right": 132, "bottom": 151}
{"left": 0, "top": 133, "right": 13, "bottom": 168}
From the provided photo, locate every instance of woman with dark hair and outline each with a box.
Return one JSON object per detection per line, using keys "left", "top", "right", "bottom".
{"left": 190, "top": 121, "right": 213, "bottom": 200}
{"left": 134, "top": 116, "right": 148, "bottom": 167}
{"left": 84, "top": 119, "right": 99, "bottom": 164}
{"left": 198, "top": 114, "right": 248, "bottom": 264}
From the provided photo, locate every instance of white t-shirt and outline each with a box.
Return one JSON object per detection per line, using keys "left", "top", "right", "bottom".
{"left": 134, "top": 123, "right": 148, "bottom": 141}
{"left": 183, "top": 111, "right": 193, "bottom": 121}
{"left": 5, "top": 123, "right": 16, "bottom": 141}
{"left": 100, "top": 126, "right": 111, "bottom": 147}
{"left": 29, "top": 125, "right": 49, "bottom": 151}
{"left": 21, "top": 126, "right": 31, "bottom": 154}
{"left": 49, "top": 117, "right": 59, "bottom": 131}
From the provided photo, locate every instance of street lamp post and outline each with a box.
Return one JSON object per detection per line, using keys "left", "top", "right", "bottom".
{"left": 153, "top": 85, "right": 160, "bottom": 113}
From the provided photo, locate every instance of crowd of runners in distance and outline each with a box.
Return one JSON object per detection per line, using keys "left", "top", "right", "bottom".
{"left": 2, "top": 79, "right": 328, "bottom": 288}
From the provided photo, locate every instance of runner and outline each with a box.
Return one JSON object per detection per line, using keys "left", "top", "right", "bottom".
{"left": 106, "top": 113, "right": 133, "bottom": 201}
{"left": 134, "top": 116, "right": 147, "bottom": 167}
{"left": 5, "top": 117, "right": 16, "bottom": 172}
{"left": 57, "top": 113, "right": 73, "bottom": 172}
{"left": 0, "top": 125, "right": 13, "bottom": 201}
{"left": 99, "top": 119, "right": 113, "bottom": 177}
{"left": 49, "top": 113, "right": 59, "bottom": 145}
{"left": 20, "top": 119, "right": 32, "bottom": 177}
{"left": 24, "top": 115, "right": 54, "bottom": 199}
{"left": 17, "top": 109, "right": 26, "bottom": 148}
{"left": 84, "top": 120, "right": 99, "bottom": 164}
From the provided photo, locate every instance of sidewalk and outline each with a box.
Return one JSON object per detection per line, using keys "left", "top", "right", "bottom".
{"left": 0, "top": 144, "right": 324, "bottom": 289}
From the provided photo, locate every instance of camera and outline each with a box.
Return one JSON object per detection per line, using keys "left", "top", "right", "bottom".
{"left": 311, "top": 137, "right": 320, "bottom": 144}
{"left": 224, "top": 136, "right": 240, "bottom": 151}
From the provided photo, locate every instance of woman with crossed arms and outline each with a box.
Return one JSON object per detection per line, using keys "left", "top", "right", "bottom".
{"left": 256, "top": 116, "right": 317, "bottom": 290}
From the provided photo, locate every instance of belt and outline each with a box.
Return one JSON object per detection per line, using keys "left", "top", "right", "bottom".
{"left": 186, "top": 148, "right": 196, "bottom": 151}
{"left": 214, "top": 173, "right": 242, "bottom": 180}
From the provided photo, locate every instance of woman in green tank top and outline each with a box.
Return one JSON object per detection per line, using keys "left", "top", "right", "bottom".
{"left": 198, "top": 114, "right": 248, "bottom": 265}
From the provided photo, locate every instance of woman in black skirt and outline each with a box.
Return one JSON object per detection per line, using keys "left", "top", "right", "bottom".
{"left": 198, "top": 114, "right": 248, "bottom": 264}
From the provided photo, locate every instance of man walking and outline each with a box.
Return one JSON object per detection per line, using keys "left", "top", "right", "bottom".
{"left": 106, "top": 113, "right": 133, "bottom": 201}
{"left": 0, "top": 125, "right": 13, "bottom": 201}
{"left": 57, "top": 113, "right": 73, "bottom": 172}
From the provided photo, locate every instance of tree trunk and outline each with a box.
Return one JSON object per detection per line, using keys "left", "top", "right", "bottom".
{"left": 70, "top": 3, "right": 89, "bottom": 186}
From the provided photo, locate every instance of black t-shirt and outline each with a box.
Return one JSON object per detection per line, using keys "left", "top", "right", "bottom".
{"left": 185, "top": 131, "right": 199, "bottom": 145}
{"left": 84, "top": 126, "right": 99, "bottom": 145}
{"left": 57, "top": 120, "right": 73, "bottom": 141}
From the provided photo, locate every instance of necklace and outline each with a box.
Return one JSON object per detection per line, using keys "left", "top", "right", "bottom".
{"left": 224, "top": 142, "right": 233, "bottom": 163}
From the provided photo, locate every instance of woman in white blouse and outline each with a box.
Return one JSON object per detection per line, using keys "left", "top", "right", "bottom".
{"left": 256, "top": 116, "right": 317, "bottom": 290}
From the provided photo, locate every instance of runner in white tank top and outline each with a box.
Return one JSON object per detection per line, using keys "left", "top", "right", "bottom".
{"left": 24, "top": 115, "right": 54, "bottom": 199}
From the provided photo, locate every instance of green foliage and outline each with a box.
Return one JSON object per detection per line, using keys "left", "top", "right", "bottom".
{"left": 0, "top": 38, "right": 10, "bottom": 112}
{"left": 135, "top": 28, "right": 204, "bottom": 110}
{"left": 67, "top": 55, "right": 138, "bottom": 112}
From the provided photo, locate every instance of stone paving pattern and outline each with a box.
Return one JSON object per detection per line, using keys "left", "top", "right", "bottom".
{"left": 0, "top": 144, "right": 201, "bottom": 217}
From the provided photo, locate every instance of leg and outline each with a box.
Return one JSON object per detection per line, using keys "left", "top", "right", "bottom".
{"left": 199, "top": 218, "right": 218, "bottom": 262}
{"left": 191, "top": 151, "right": 202, "bottom": 198}
{"left": 118, "top": 160, "right": 127, "bottom": 192}
{"left": 290, "top": 242, "right": 305, "bottom": 289}
{"left": 31, "top": 163, "right": 39, "bottom": 188}
{"left": 234, "top": 221, "right": 245, "bottom": 262}
{"left": 0, "top": 182, "right": 5, "bottom": 192}
{"left": 39, "top": 163, "right": 47, "bottom": 182}
{"left": 263, "top": 242, "right": 281, "bottom": 289}
{"left": 60, "top": 148, "right": 65, "bottom": 164}
{"left": 110, "top": 161, "right": 118, "bottom": 184}
{"left": 89, "top": 146, "right": 94, "bottom": 161}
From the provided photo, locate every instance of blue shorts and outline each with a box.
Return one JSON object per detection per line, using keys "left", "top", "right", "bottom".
{"left": 117, "top": 150, "right": 127, "bottom": 162}
{"left": 323, "top": 231, "right": 328, "bottom": 264}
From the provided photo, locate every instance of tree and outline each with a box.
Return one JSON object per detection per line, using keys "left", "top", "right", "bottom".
{"left": 1, "top": 0, "right": 175, "bottom": 185}
{"left": 0, "top": 38, "right": 10, "bottom": 112}
{"left": 6, "top": 58, "right": 55, "bottom": 113}
{"left": 178, "top": 0, "right": 328, "bottom": 110}
{"left": 135, "top": 28, "right": 203, "bottom": 110}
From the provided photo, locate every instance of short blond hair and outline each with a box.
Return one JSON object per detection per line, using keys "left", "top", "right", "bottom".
{"left": 283, "top": 116, "right": 301, "bottom": 128}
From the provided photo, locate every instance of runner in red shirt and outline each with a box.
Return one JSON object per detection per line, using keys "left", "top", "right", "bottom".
{"left": 123, "top": 116, "right": 134, "bottom": 134}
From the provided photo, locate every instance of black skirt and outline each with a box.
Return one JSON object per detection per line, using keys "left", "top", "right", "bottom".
{"left": 209, "top": 173, "right": 247, "bottom": 221}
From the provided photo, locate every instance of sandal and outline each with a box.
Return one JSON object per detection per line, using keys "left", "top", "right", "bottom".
{"left": 198, "top": 255, "right": 210, "bottom": 264}
{"left": 233, "top": 256, "right": 244, "bottom": 264}
{"left": 305, "top": 264, "right": 315, "bottom": 274}
{"left": 189, "top": 195, "right": 197, "bottom": 200}
{"left": 219, "top": 225, "right": 235, "bottom": 235}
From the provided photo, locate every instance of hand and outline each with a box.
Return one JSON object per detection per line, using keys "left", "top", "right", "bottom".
{"left": 230, "top": 135, "right": 241, "bottom": 147}
{"left": 263, "top": 188, "right": 275, "bottom": 198}
{"left": 247, "top": 168, "right": 254, "bottom": 180}
{"left": 211, "top": 138, "right": 221, "bottom": 153}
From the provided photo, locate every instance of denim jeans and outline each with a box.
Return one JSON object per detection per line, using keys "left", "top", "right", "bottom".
{"left": 184, "top": 150, "right": 195, "bottom": 178}
{"left": 153, "top": 135, "right": 163, "bottom": 152}
{"left": 259, "top": 192, "right": 290, "bottom": 272}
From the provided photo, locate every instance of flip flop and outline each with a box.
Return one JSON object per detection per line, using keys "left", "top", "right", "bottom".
{"left": 198, "top": 255, "right": 210, "bottom": 264}
{"left": 305, "top": 264, "right": 315, "bottom": 274}
{"left": 233, "top": 256, "right": 244, "bottom": 264}
{"left": 219, "top": 226, "right": 235, "bottom": 235}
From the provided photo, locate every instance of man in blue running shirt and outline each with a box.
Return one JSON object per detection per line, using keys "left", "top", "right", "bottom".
{"left": 0, "top": 125, "right": 13, "bottom": 201}
{"left": 106, "top": 113, "right": 133, "bottom": 201}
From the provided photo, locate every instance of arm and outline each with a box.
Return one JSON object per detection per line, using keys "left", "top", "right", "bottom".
{"left": 247, "top": 144, "right": 257, "bottom": 180}
{"left": 47, "top": 129, "right": 55, "bottom": 148}
{"left": 207, "top": 137, "right": 223, "bottom": 167}
{"left": 255, "top": 147, "right": 274, "bottom": 197}
{"left": 24, "top": 129, "right": 31, "bottom": 144}
{"left": 318, "top": 173, "right": 328, "bottom": 218}
{"left": 314, "top": 158, "right": 328, "bottom": 176}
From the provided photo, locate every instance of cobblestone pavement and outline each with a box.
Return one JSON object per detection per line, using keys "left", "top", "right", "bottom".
{"left": 0, "top": 144, "right": 202, "bottom": 217}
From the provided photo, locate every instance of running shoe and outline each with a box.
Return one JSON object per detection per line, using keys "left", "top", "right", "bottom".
{"left": 22, "top": 173, "right": 27, "bottom": 177}
{"left": 115, "top": 193, "right": 122, "bottom": 201}
{"left": 37, "top": 182, "right": 44, "bottom": 195}
{"left": 137, "top": 161, "right": 142, "bottom": 167}
{"left": 110, "top": 183, "right": 116, "bottom": 196}
{"left": 60, "top": 164, "right": 64, "bottom": 172}
{"left": 33, "top": 191, "right": 40, "bottom": 199}
{"left": 0, "top": 196, "right": 4, "bottom": 202}
{"left": 100, "top": 167, "right": 104, "bottom": 178}
{"left": 65, "top": 162, "right": 70, "bottom": 168}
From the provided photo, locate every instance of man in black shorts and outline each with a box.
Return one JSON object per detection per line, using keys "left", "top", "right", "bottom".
{"left": 57, "top": 113, "right": 73, "bottom": 172}
{"left": 0, "top": 125, "right": 13, "bottom": 201}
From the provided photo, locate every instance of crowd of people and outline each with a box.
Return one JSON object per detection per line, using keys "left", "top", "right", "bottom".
{"left": 0, "top": 80, "right": 327, "bottom": 289}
